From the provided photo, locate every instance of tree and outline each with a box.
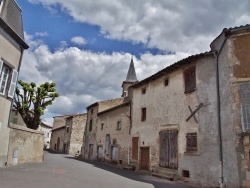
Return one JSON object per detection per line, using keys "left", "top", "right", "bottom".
{"left": 13, "top": 80, "right": 59, "bottom": 130}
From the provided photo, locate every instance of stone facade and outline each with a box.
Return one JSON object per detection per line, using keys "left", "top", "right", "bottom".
{"left": 96, "top": 103, "right": 131, "bottom": 165}
{"left": 50, "top": 115, "right": 69, "bottom": 152}
{"left": 7, "top": 123, "right": 44, "bottom": 165}
{"left": 129, "top": 25, "right": 250, "bottom": 187}
{"left": 83, "top": 98, "right": 125, "bottom": 159}
{"left": 64, "top": 114, "right": 87, "bottom": 155}
{"left": 0, "top": 0, "right": 28, "bottom": 167}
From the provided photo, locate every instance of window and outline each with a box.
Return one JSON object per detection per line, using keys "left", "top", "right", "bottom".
{"left": 186, "top": 133, "right": 197, "bottom": 152}
{"left": 184, "top": 66, "right": 196, "bottom": 93}
{"left": 164, "top": 78, "right": 169, "bottom": 86}
{"left": 141, "top": 107, "right": 146, "bottom": 121}
{"left": 240, "top": 82, "right": 250, "bottom": 132}
{"left": 91, "top": 109, "right": 93, "bottom": 114}
{"left": 66, "top": 127, "right": 70, "bottom": 133}
{"left": 116, "top": 121, "right": 122, "bottom": 130}
{"left": 47, "top": 132, "right": 50, "bottom": 138}
{"left": 101, "top": 123, "right": 104, "bottom": 130}
{"left": 0, "top": 61, "right": 18, "bottom": 98}
{"left": 141, "top": 88, "right": 146, "bottom": 95}
{"left": 105, "top": 134, "right": 110, "bottom": 155}
{"left": 89, "top": 119, "right": 93, "bottom": 132}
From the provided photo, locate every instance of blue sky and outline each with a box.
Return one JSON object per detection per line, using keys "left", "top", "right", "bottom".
{"left": 15, "top": 0, "right": 250, "bottom": 125}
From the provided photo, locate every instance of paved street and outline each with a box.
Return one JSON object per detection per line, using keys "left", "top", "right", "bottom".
{"left": 0, "top": 151, "right": 192, "bottom": 188}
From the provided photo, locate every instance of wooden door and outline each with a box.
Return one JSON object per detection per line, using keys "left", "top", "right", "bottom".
{"left": 159, "top": 130, "right": 178, "bottom": 169}
{"left": 111, "top": 146, "right": 118, "bottom": 163}
{"left": 132, "top": 137, "right": 139, "bottom": 160}
{"left": 140, "top": 147, "right": 150, "bottom": 171}
{"left": 89, "top": 144, "right": 94, "bottom": 159}
{"left": 97, "top": 146, "right": 103, "bottom": 160}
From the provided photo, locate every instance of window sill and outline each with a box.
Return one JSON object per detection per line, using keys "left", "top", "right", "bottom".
{"left": 184, "top": 89, "right": 196, "bottom": 94}
{"left": 184, "top": 151, "right": 200, "bottom": 156}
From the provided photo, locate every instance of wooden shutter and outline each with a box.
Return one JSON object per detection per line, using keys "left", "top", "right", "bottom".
{"left": 8, "top": 69, "right": 18, "bottom": 98}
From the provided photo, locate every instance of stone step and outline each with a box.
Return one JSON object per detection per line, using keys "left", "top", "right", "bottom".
{"left": 152, "top": 172, "right": 177, "bottom": 181}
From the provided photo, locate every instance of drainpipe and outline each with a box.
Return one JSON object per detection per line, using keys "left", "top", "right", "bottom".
{"left": 127, "top": 102, "right": 132, "bottom": 165}
{"left": 213, "top": 35, "right": 229, "bottom": 188}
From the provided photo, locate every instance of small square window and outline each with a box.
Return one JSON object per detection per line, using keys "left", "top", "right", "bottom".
{"left": 141, "top": 107, "right": 146, "bottom": 121}
{"left": 164, "top": 78, "right": 169, "bottom": 86}
{"left": 117, "top": 121, "right": 122, "bottom": 130}
{"left": 186, "top": 132, "right": 197, "bottom": 152}
{"left": 142, "top": 88, "right": 146, "bottom": 95}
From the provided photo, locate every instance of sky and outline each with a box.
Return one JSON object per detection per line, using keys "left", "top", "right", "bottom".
{"left": 15, "top": 0, "right": 250, "bottom": 125}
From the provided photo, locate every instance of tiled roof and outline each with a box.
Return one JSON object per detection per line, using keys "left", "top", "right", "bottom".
{"left": 131, "top": 51, "right": 213, "bottom": 88}
{"left": 98, "top": 102, "right": 130, "bottom": 115}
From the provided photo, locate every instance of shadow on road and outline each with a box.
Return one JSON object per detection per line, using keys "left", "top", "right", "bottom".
{"left": 64, "top": 156, "right": 192, "bottom": 188}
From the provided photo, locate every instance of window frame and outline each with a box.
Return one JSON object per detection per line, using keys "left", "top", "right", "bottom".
{"left": 116, "top": 120, "right": 122, "bottom": 130}
{"left": 141, "top": 107, "right": 146, "bottom": 122}
{"left": 184, "top": 66, "right": 196, "bottom": 93}
{"left": 0, "top": 62, "right": 11, "bottom": 96}
{"left": 186, "top": 132, "right": 198, "bottom": 152}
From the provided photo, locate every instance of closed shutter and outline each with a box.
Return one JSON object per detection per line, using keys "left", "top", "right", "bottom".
{"left": 132, "top": 137, "right": 138, "bottom": 160}
{"left": 8, "top": 69, "right": 18, "bottom": 98}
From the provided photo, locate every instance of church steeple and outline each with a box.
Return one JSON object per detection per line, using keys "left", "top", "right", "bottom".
{"left": 125, "top": 56, "right": 137, "bottom": 82}
{"left": 121, "top": 56, "right": 138, "bottom": 97}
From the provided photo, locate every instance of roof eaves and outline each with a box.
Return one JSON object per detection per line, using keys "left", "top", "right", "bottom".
{"left": 131, "top": 51, "right": 213, "bottom": 88}
{"left": 98, "top": 102, "right": 130, "bottom": 115}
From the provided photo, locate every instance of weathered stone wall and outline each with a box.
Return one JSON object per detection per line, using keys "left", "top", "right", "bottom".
{"left": 84, "top": 98, "right": 125, "bottom": 160}
{"left": 225, "top": 32, "right": 250, "bottom": 187}
{"left": 69, "top": 114, "right": 87, "bottom": 155}
{"left": 7, "top": 124, "right": 44, "bottom": 165}
{"left": 0, "top": 28, "right": 22, "bottom": 167}
{"left": 131, "top": 55, "right": 221, "bottom": 187}
{"left": 50, "top": 128, "right": 65, "bottom": 152}
{"left": 50, "top": 115, "right": 68, "bottom": 152}
{"left": 97, "top": 104, "right": 130, "bottom": 165}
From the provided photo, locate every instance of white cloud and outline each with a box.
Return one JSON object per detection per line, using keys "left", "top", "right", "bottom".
{"left": 71, "top": 36, "right": 87, "bottom": 46}
{"left": 27, "top": 0, "right": 250, "bottom": 54}
{"left": 34, "top": 32, "right": 49, "bottom": 37}
{"left": 20, "top": 33, "right": 188, "bottom": 125}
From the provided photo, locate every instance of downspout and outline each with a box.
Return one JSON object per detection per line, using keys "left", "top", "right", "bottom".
{"left": 128, "top": 102, "right": 132, "bottom": 165}
{"left": 213, "top": 35, "right": 230, "bottom": 188}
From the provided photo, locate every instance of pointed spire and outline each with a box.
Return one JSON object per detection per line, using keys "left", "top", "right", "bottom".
{"left": 125, "top": 55, "right": 137, "bottom": 82}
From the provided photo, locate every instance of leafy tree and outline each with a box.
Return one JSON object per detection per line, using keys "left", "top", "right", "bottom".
{"left": 13, "top": 80, "right": 59, "bottom": 130}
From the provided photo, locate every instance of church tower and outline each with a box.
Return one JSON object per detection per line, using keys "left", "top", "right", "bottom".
{"left": 121, "top": 56, "right": 138, "bottom": 97}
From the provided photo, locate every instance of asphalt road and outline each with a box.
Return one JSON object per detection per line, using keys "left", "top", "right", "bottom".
{"left": 0, "top": 151, "right": 192, "bottom": 188}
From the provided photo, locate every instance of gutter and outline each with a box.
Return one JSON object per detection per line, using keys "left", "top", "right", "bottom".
{"left": 213, "top": 35, "right": 230, "bottom": 188}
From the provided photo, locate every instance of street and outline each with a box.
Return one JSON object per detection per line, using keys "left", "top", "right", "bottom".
{"left": 0, "top": 151, "right": 192, "bottom": 188}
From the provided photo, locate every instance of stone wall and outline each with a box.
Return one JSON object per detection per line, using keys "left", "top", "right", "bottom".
{"left": 7, "top": 123, "right": 44, "bottom": 165}
{"left": 97, "top": 104, "right": 130, "bottom": 165}
{"left": 69, "top": 114, "right": 87, "bottom": 155}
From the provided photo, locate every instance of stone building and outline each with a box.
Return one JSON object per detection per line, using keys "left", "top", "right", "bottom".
{"left": 0, "top": 0, "right": 28, "bottom": 167}
{"left": 83, "top": 57, "right": 137, "bottom": 161}
{"left": 63, "top": 113, "right": 87, "bottom": 155}
{"left": 50, "top": 115, "right": 69, "bottom": 152}
{"left": 37, "top": 122, "right": 52, "bottom": 149}
{"left": 130, "top": 25, "right": 250, "bottom": 187}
